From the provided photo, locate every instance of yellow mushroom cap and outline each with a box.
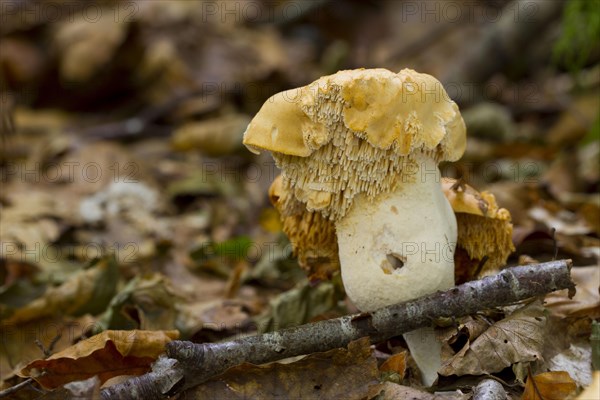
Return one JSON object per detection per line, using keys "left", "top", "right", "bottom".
{"left": 244, "top": 68, "right": 466, "bottom": 220}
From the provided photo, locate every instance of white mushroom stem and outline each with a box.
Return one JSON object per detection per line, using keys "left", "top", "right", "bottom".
{"left": 335, "top": 154, "right": 457, "bottom": 386}
{"left": 336, "top": 155, "right": 457, "bottom": 309}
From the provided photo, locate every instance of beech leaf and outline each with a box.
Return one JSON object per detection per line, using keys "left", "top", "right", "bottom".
{"left": 440, "top": 301, "right": 546, "bottom": 376}
{"left": 522, "top": 371, "right": 577, "bottom": 400}
{"left": 19, "top": 329, "right": 178, "bottom": 389}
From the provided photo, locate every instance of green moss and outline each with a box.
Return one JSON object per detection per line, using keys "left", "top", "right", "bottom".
{"left": 553, "top": 0, "right": 600, "bottom": 75}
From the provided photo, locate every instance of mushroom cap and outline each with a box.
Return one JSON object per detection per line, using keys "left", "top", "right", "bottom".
{"left": 269, "top": 175, "right": 340, "bottom": 281}
{"left": 244, "top": 68, "right": 466, "bottom": 220}
{"left": 442, "top": 178, "right": 515, "bottom": 280}
{"left": 441, "top": 177, "right": 510, "bottom": 220}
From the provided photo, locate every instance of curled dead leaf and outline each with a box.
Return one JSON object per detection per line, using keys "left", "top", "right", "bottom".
{"left": 439, "top": 301, "right": 546, "bottom": 377}
{"left": 545, "top": 266, "right": 600, "bottom": 319}
{"left": 19, "top": 329, "right": 179, "bottom": 389}
{"left": 3, "top": 257, "right": 118, "bottom": 324}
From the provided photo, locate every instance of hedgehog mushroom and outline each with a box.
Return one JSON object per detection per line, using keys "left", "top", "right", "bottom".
{"left": 244, "top": 68, "right": 466, "bottom": 386}
{"left": 442, "top": 178, "right": 515, "bottom": 282}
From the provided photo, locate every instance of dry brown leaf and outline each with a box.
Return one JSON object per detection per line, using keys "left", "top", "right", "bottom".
{"left": 439, "top": 315, "right": 491, "bottom": 361}
{"left": 0, "top": 315, "right": 96, "bottom": 382}
{"left": 522, "top": 371, "right": 577, "bottom": 400}
{"left": 176, "top": 299, "right": 251, "bottom": 339}
{"left": 545, "top": 340, "right": 593, "bottom": 389}
{"left": 59, "top": 142, "right": 149, "bottom": 197}
{"left": 547, "top": 93, "right": 600, "bottom": 147}
{"left": 379, "top": 351, "right": 407, "bottom": 379}
{"left": 19, "top": 329, "right": 179, "bottom": 389}
{"left": 545, "top": 266, "right": 600, "bottom": 319}
{"left": 4, "top": 258, "right": 118, "bottom": 324}
{"left": 0, "top": 186, "right": 67, "bottom": 260}
{"left": 529, "top": 206, "right": 593, "bottom": 236}
{"left": 101, "top": 273, "right": 178, "bottom": 331}
{"left": 440, "top": 301, "right": 546, "bottom": 376}
{"left": 171, "top": 114, "right": 251, "bottom": 156}
{"left": 186, "top": 337, "right": 378, "bottom": 400}
{"left": 0, "top": 38, "right": 45, "bottom": 87}
{"left": 54, "top": 8, "right": 128, "bottom": 82}
{"left": 3, "top": 257, "right": 118, "bottom": 325}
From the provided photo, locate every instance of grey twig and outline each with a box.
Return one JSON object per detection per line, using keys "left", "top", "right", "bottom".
{"left": 0, "top": 378, "right": 34, "bottom": 399}
{"left": 101, "top": 260, "right": 574, "bottom": 399}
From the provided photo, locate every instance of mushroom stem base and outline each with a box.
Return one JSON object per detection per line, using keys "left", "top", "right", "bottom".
{"left": 403, "top": 326, "right": 442, "bottom": 387}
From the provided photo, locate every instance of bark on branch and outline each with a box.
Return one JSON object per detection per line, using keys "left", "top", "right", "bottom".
{"left": 101, "top": 260, "right": 575, "bottom": 400}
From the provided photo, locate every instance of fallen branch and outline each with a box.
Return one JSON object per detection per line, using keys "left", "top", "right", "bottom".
{"left": 0, "top": 378, "right": 34, "bottom": 399}
{"left": 101, "top": 260, "right": 574, "bottom": 400}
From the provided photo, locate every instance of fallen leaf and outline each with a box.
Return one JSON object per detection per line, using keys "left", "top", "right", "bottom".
{"left": 171, "top": 114, "right": 251, "bottom": 156}
{"left": 255, "top": 278, "right": 344, "bottom": 333}
{"left": 546, "top": 342, "right": 593, "bottom": 389}
{"left": 2, "top": 257, "right": 118, "bottom": 324}
{"left": 380, "top": 351, "right": 408, "bottom": 375}
{"left": 522, "top": 371, "right": 577, "bottom": 400}
{"left": 248, "top": 233, "right": 306, "bottom": 286}
{"left": 176, "top": 299, "right": 251, "bottom": 341}
{"left": 440, "top": 301, "right": 546, "bottom": 376}
{"left": 0, "top": 186, "right": 66, "bottom": 261}
{"left": 19, "top": 329, "right": 179, "bottom": 389}
{"left": 529, "top": 206, "right": 592, "bottom": 236}
{"left": 13, "top": 107, "right": 71, "bottom": 134}
{"left": 98, "top": 273, "right": 178, "bottom": 331}
{"left": 186, "top": 337, "right": 378, "bottom": 400}
{"left": 379, "top": 351, "right": 408, "bottom": 384}
{"left": 439, "top": 315, "right": 491, "bottom": 360}
{"left": 54, "top": 7, "right": 128, "bottom": 82}
{"left": 547, "top": 93, "right": 600, "bottom": 147}
{"left": 0, "top": 314, "right": 96, "bottom": 382}
{"left": 60, "top": 142, "right": 149, "bottom": 197}
{"left": 545, "top": 266, "right": 600, "bottom": 319}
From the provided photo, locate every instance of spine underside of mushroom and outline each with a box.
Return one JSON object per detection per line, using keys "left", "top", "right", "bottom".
{"left": 336, "top": 154, "right": 457, "bottom": 386}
